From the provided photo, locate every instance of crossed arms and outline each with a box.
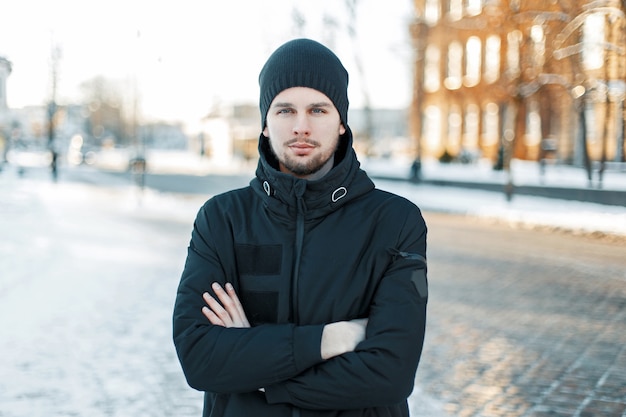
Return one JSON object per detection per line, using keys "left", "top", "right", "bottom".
{"left": 202, "top": 282, "right": 368, "bottom": 360}
{"left": 175, "top": 258, "right": 426, "bottom": 410}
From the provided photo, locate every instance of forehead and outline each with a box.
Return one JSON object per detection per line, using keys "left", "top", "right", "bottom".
{"left": 271, "top": 87, "right": 333, "bottom": 105}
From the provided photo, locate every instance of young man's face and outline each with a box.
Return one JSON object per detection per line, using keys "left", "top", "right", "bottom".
{"left": 263, "top": 87, "right": 346, "bottom": 180}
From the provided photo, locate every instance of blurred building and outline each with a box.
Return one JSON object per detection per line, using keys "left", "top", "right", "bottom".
{"left": 0, "top": 56, "right": 11, "bottom": 160}
{"left": 410, "top": 0, "right": 626, "bottom": 168}
{"left": 199, "top": 104, "right": 260, "bottom": 166}
{"left": 349, "top": 108, "right": 410, "bottom": 158}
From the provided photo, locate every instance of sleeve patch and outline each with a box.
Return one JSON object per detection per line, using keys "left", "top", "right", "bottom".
{"left": 411, "top": 269, "right": 428, "bottom": 303}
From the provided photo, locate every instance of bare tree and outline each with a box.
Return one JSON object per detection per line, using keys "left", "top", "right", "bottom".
{"left": 47, "top": 40, "right": 61, "bottom": 181}
{"left": 291, "top": 7, "right": 307, "bottom": 37}
{"left": 344, "top": 0, "right": 373, "bottom": 153}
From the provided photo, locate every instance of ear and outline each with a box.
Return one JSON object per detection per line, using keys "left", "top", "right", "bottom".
{"left": 262, "top": 126, "right": 269, "bottom": 138}
{"left": 339, "top": 124, "right": 346, "bottom": 136}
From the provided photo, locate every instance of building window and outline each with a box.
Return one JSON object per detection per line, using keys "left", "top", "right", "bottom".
{"left": 583, "top": 13, "right": 605, "bottom": 70}
{"left": 466, "top": 0, "right": 482, "bottom": 17}
{"left": 530, "top": 24, "right": 546, "bottom": 71}
{"left": 463, "top": 103, "right": 480, "bottom": 149}
{"left": 484, "top": 35, "right": 500, "bottom": 84}
{"left": 465, "top": 36, "right": 482, "bottom": 87}
{"left": 526, "top": 100, "right": 542, "bottom": 147}
{"left": 445, "top": 41, "right": 463, "bottom": 90}
{"left": 449, "top": 0, "right": 462, "bottom": 21}
{"left": 483, "top": 102, "right": 499, "bottom": 146}
{"left": 425, "top": 0, "right": 440, "bottom": 26}
{"left": 507, "top": 30, "right": 522, "bottom": 77}
{"left": 448, "top": 105, "right": 463, "bottom": 152}
{"left": 424, "top": 105, "right": 442, "bottom": 150}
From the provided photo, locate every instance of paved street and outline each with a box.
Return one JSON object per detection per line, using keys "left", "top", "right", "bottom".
{"left": 1, "top": 166, "right": 625, "bottom": 416}
{"left": 419, "top": 213, "right": 626, "bottom": 417}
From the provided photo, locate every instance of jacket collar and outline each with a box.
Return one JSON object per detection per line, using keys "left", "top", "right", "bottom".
{"left": 251, "top": 127, "right": 375, "bottom": 219}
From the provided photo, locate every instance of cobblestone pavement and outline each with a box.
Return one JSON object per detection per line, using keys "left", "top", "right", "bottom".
{"left": 416, "top": 213, "right": 626, "bottom": 417}
{"left": 2, "top": 170, "right": 625, "bottom": 417}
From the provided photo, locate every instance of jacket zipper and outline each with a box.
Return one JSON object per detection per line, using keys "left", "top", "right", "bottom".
{"left": 290, "top": 195, "right": 306, "bottom": 417}
{"left": 291, "top": 195, "right": 305, "bottom": 324}
{"left": 388, "top": 248, "right": 427, "bottom": 265}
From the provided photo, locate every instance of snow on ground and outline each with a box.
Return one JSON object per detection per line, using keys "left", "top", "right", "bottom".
{"left": 361, "top": 157, "right": 626, "bottom": 238}
{"left": 363, "top": 156, "right": 626, "bottom": 191}
{"left": 377, "top": 180, "right": 626, "bottom": 237}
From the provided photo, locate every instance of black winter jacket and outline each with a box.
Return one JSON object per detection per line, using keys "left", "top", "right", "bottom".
{"left": 173, "top": 130, "right": 428, "bottom": 417}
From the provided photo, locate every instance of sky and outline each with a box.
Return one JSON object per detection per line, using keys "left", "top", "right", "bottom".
{"left": 0, "top": 0, "right": 415, "bottom": 126}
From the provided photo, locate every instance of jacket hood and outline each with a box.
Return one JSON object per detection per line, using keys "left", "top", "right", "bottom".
{"left": 251, "top": 127, "right": 375, "bottom": 220}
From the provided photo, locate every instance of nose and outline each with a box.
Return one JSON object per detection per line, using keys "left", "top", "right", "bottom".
{"left": 292, "top": 114, "right": 311, "bottom": 136}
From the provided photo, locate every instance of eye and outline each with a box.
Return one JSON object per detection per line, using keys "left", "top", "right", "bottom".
{"left": 277, "top": 108, "right": 294, "bottom": 115}
{"left": 311, "top": 107, "right": 326, "bottom": 114}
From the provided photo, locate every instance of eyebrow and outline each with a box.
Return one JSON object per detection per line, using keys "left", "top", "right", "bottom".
{"left": 271, "top": 101, "right": 333, "bottom": 108}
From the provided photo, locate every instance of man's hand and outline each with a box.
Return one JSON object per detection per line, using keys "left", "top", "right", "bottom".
{"left": 321, "top": 318, "right": 368, "bottom": 360}
{"left": 202, "top": 282, "right": 250, "bottom": 328}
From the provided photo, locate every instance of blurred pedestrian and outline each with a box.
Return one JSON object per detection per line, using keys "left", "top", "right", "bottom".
{"left": 173, "top": 38, "right": 428, "bottom": 417}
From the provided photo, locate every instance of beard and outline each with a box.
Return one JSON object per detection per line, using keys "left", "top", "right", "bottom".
{"left": 270, "top": 138, "right": 339, "bottom": 177}
{"left": 281, "top": 151, "right": 334, "bottom": 176}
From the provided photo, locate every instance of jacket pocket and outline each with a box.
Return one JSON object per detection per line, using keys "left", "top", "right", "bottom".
{"left": 240, "top": 289, "right": 279, "bottom": 325}
{"left": 235, "top": 243, "right": 282, "bottom": 275}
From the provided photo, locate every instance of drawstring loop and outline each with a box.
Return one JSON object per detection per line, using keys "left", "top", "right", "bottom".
{"left": 331, "top": 187, "right": 347, "bottom": 202}
{"left": 263, "top": 181, "right": 271, "bottom": 196}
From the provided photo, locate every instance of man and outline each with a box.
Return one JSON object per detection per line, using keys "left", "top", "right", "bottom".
{"left": 173, "top": 38, "right": 428, "bottom": 417}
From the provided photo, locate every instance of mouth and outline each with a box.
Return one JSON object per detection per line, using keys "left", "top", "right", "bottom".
{"left": 289, "top": 142, "right": 315, "bottom": 148}
{"left": 287, "top": 140, "right": 317, "bottom": 156}
{"left": 289, "top": 143, "right": 315, "bottom": 156}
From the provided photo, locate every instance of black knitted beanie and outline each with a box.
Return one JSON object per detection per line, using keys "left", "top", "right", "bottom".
{"left": 259, "top": 38, "right": 349, "bottom": 129}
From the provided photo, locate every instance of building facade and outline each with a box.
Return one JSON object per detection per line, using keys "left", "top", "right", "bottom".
{"left": 410, "top": 0, "right": 626, "bottom": 168}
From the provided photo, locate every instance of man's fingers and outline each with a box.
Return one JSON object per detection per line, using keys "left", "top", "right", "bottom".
{"left": 202, "top": 283, "right": 250, "bottom": 328}
{"left": 202, "top": 291, "right": 233, "bottom": 327}
{"left": 202, "top": 305, "right": 225, "bottom": 326}
{"left": 212, "top": 282, "right": 249, "bottom": 327}
{"left": 225, "top": 283, "right": 250, "bottom": 327}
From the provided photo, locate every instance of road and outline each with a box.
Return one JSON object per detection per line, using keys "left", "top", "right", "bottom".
{"left": 94, "top": 169, "right": 254, "bottom": 196}
{"left": 418, "top": 212, "right": 626, "bottom": 417}
{"left": 1, "top": 167, "right": 625, "bottom": 416}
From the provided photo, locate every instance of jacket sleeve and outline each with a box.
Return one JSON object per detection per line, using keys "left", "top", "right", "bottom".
{"left": 263, "top": 208, "right": 428, "bottom": 410}
{"left": 172, "top": 202, "right": 325, "bottom": 394}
